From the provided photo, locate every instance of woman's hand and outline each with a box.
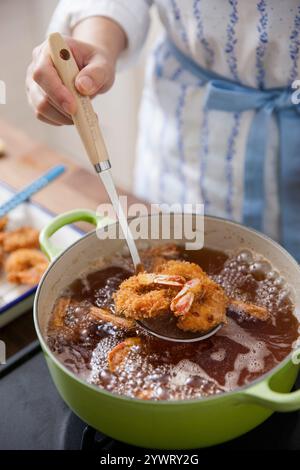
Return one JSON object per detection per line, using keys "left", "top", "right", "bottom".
{"left": 26, "top": 17, "right": 126, "bottom": 126}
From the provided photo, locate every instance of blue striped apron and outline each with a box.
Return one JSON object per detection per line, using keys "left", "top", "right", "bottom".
{"left": 165, "top": 38, "right": 300, "bottom": 261}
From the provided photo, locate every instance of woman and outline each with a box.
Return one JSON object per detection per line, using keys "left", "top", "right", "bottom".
{"left": 26, "top": 0, "right": 300, "bottom": 259}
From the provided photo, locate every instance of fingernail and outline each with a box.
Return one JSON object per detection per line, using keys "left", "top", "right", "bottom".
{"left": 76, "top": 76, "right": 95, "bottom": 94}
{"left": 62, "top": 101, "right": 73, "bottom": 114}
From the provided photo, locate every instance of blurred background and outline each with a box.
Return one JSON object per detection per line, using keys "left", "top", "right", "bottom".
{"left": 0, "top": 0, "right": 160, "bottom": 191}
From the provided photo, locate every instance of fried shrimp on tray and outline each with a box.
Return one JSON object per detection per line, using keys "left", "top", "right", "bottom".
{"left": 5, "top": 248, "right": 48, "bottom": 285}
{"left": 2, "top": 226, "right": 40, "bottom": 252}
{"left": 0, "top": 216, "right": 8, "bottom": 232}
{"left": 0, "top": 244, "right": 3, "bottom": 268}
{"left": 114, "top": 259, "right": 270, "bottom": 333}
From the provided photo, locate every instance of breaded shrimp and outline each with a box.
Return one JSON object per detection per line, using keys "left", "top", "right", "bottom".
{"left": 47, "top": 297, "right": 82, "bottom": 341}
{"left": 114, "top": 273, "right": 176, "bottom": 319}
{"left": 175, "top": 280, "right": 228, "bottom": 332}
{"left": 49, "top": 297, "right": 72, "bottom": 330}
{"left": 228, "top": 299, "right": 270, "bottom": 321}
{"left": 158, "top": 260, "right": 228, "bottom": 331}
{"left": 2, "top": 226, "right": 39, "bottom": 252}
{"left": 0, "top": 244, "right": 3, "bottom": 267}
{"left": 0, "top": 216, "right": 8, "bottom": 232}
{"left": 5, "top": 248, "right": 48, "bottom": 285}
{"left": 155, "top": 259, "right": 206, "bottom": 280}
{"left": 114, "top": 260, "right": 207, "bottom": 321}
{"left": 89, "top": 306, "right": 136, "bottom": 330}
{"left": 108, "top": 337, "right": 142, "bottom": 372}
{"left": 114, "top": 259, "right": 269, "bottom": 334}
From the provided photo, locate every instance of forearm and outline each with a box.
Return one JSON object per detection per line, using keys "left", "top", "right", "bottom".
{"left": 72, "top": 16, "right": 127, "bottom": 66}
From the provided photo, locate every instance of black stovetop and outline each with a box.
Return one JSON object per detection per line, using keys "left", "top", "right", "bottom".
{"left": 0, "top": 341, "right": 299, "bottom": 451}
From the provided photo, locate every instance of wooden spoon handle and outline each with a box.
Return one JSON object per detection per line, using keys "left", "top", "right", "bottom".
{"left": 48, "top": 32, "right": 109, "bottom": 167}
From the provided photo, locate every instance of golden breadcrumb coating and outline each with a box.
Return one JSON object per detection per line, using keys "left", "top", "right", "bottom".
{"left": 114, "top": 258, "right": 269, "bottom": 333}
{"left": 2, "top": 226, "right": 39, "bottom": 252}
{"left": 5, "top": 248, "right": 48, "bottom": 285}
{"left": 0, "top": 216, "right": 8, "bottom": 232}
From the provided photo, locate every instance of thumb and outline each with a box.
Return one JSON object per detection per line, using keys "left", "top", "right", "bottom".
{"left": 75, "top": 55, "right": 113, "bottom": 96}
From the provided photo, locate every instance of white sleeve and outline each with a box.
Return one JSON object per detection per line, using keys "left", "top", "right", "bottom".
{"left": 47, "top": 0, "right": 153, "bottom": 69}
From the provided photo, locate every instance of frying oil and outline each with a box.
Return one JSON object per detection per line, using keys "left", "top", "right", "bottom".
{"left": 47, "top": 247, "right": 299, "bottom": 400}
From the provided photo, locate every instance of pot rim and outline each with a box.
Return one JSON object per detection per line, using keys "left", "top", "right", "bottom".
{"left": 34, "top": 214, "right": 300, "bottom": 407}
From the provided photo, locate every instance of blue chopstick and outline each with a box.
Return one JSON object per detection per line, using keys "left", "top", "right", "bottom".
{"left": 0, "top": 165, "right": 66, "bottom": 218}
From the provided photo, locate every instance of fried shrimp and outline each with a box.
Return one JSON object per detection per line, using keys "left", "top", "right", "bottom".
{"left": 155, "top": 259, "right": 206, "bottom": 280}
{"left": 156, "top": 260, "right": 228, "bottom": 331}
{"left": 228, "top": 299, "right": 270, "bottom": 321}
{"left": 48, "top": 297, "right": 72, "bottom": 330}
{"left": 114, "top": 273, "right": 176, "bottom": 319}
{"left": 108, "top": 337, "right": 142, "bottom": 373}
{"left": 114, "top": 259, "right": 270, "bottom": 333}
{"left": 5, "top": 248, "right": 48, "bottom": 285}
{"left": 0, "top": 244, "right": 3, "bottom": 268}
{"left": 89, "top": 306, "right": 136, "bottom": 330}
{"left": 2, "top": 226, "right": 40, "bottom": 252}
{"left": 114, "top": 260, "right": 208, "bottom": 322}
{"left": 0, "top": 216, "right": 8, "bottom": 232}
{"left": 175, "top": 280, "right": 228, "bottom": 332}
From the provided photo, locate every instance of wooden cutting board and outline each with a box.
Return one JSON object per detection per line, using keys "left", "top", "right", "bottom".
{"left": 0, "top": 119, "right": 142, "bottom": 214}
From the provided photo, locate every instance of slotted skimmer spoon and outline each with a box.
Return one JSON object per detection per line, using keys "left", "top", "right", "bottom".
{"left": 136, "top": 316, "right": 224, "bottom": 343}
{"left": 48, "top": 33, "right": 222, "bottom": 343}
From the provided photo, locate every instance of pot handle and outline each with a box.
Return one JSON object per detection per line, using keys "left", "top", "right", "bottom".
{"left": 240, "top": 349, "right": 300, "bottom": 412}
{"left": 40, "top": 209, "right": 110, "bottom": 261}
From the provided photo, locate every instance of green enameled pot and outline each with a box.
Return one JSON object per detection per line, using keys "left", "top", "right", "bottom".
{"left": 34, "top": 210, "right": 300, "bottom": 449}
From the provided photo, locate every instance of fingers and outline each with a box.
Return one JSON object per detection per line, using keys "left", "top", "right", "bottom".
{"left": 27, "top": 79, "right": 73, "bottom": 126}
{"left": 27, "top": 37, "right": 116, "bottom": 127}
{"left": 75, "top": 53, "right": 115, "bottom": 96}
{"left": 31, "top": 42, "right": 76, "bottom": 115}
{"left": 35, "top": 114, "right": 62, "bottom": 126}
